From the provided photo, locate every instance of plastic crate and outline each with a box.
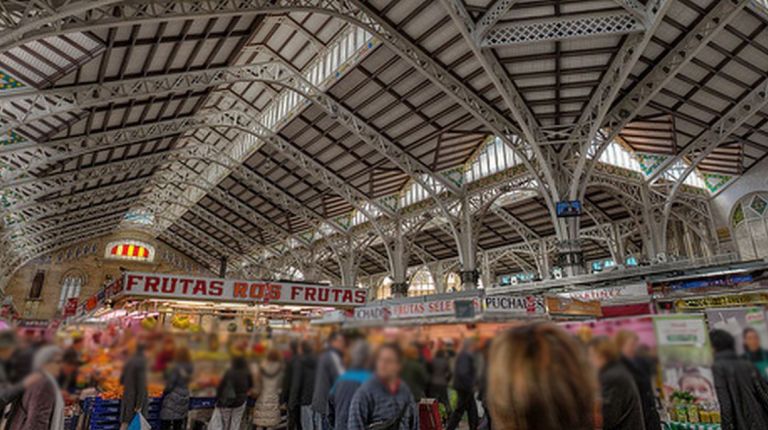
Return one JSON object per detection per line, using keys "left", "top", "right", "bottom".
{"left": 189, "top": 397, "right": 216, "bottom": 410}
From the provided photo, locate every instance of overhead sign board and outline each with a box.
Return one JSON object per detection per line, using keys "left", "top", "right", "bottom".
{"left": 484, "top": 295, "right": 546, "bottom": 316}
{"left": 121, "top": 272, "right": 367, "bottom": 308}
{"left": 545, "top": 296, "right": 602, "bottom": 317}
{"left": 557, "top": 283, "right": 650, "bottom": 305}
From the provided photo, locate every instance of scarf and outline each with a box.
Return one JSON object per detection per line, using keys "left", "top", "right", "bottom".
{"left": 42, "top": 371, "right": 65, "bottom": 430}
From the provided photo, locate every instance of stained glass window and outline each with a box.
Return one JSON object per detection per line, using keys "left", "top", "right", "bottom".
{"left": 105, "top": 240, "right": 155, "bottom": 262}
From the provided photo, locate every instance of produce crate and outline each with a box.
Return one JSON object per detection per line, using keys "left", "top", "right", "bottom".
{"left": 82, "top": 397, "right": 162, "bottom": 430}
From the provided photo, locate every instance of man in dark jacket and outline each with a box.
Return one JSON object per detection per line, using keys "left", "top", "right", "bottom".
{"left": 348, "top": 343, "right": 418, "bottom": 430}
{"left": 618, "top": 331, "right": 661, "bottom": 430}
{"left": 588, "top": 336, "right": 645, "bottom": 430}
{"left": 446, "top": 339, "right": 479, "bottom": 430}
{"left": 120, "top": 344, "right": 149, "bottom": 430}
{"left": 291, "top": 341, "right": 318, "bottom": 430}
{"left": 329, "top": 340, "right": 372, "bottom": 430}
{"left": 710, "top": 329, "right": 768, "bottom": 430}
{"left": 427, "top": 348, "right": 452, "bottom": 416}
{"left": 0, "top": 330, "right": 39, "bottom": 427}
{"left": 282, "top": 340, "right": 301, "bottom": 430}
{"left": 311, "top": 332, "right": 345, "bottom": 429}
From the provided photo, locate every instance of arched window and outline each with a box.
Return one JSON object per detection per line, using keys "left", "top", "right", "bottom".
{"left": 731, "top": 192, "right": 768, "bottom": 260}
{"left": 376, "top": 277, "right": 393, "bottom": 300}
{"left": 105, "top": 240, "right": 155, "bottom": 262}
{"left": 58, "top": 272, "right": 85, "bottom": 310}
{"left": 408, "top": 268, "right": 436, "bottom": 297}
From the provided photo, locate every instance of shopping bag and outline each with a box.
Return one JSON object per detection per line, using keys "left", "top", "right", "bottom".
{"left": 208, "top": 407, "right": 223, "bottom": 430}
{"left": 419, "top": 399, "right": 443, "bottom": 430}
{"left": 127, "top": 412, "right": 151, "bottom": 430}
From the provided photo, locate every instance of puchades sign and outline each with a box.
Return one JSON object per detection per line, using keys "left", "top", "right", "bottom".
{"left": 120, "top": 272, "right": 367, "bottom": 308}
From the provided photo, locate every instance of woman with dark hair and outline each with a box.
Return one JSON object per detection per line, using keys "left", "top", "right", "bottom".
{"left": 742, "top": 327, "right": 768, "bottom": 379}
{"left": 616, "top": 330, "right": 661, "bottom": 430}
{"left": 160, "top": 347, "right": 193, "bottom": 430}
{"left": 710, "top": 329, "right": 768, "bottom": 430}
{"left": 488, "top": 322, "right": 597, "bottom": 430}
{"left": 214, "top": 355, "right": 253, "bottom": 430}
{"left": 588, "top": 336, "right": 644, "bottom": 430}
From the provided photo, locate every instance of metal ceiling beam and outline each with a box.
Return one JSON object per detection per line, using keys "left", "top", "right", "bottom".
{"left": 3, "top": 195, "right": 139, "bottom": 238}
{"left": 11, "top": 207, "right": 127, "bottom": 242}
{"left": 659, "top": 77, "right": 768, "bottom": 213}
{"left": 4, "top": 175, "right": 150, "bottom": 214}
{"left": 440, "top": 0, "right": 557, "bottom": 205}
{"left": 14, "top": 212, "right": 125, "bottom": 248}
{"left": 14, "top": 216, "right": 120, "bottom": 249}
{"left": 473, "top": 0, "right": 520, "bottom": 40}
{"left": 613, "top": 0, "right": 647, "bottom": 21}
{"left": 570, "top": 0, "right": 750, "bottom": 198}
{"left": 0, "top": 147, "right": 193, "bottom": 202}
{"left": 481, "top": 12, "right": 645, "bottom": 47}
{"left": 0, "top": 0, "right": 545, "bottom": 200}
{"left": 564, "top": 0, "right": 670, "bottom": 161}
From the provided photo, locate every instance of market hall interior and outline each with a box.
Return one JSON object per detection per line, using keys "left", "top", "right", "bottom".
{"left": 1, "top": 1, "right": 768, "bottom": 430}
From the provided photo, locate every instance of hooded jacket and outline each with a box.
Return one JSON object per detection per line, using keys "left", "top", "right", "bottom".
{"left": 253, "top": 360, "right": 284, "bottom": 427}
{"left": 160, "top": 362, "right": 193, "bottom": 421}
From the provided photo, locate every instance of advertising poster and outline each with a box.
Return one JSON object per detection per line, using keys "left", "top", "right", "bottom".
{"left": 706, "top": 307, "right": 768, "bottom": 379}
{"left": 653, "top": 315, "right": 720, "bottom": 410}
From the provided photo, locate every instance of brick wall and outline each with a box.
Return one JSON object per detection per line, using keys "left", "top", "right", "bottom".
{"left": 4, "top": 230, "right": 211, "bottom": 320}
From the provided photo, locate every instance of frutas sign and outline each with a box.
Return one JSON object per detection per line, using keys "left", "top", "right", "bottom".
{"left": 121, "top": 272, "right": 367, "bottom": 307}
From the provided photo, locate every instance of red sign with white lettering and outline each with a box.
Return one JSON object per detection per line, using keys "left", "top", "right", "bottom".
{"left": 63, "top": 298, "right": 78, "bottom": 317}
{"left": 121, "top": 272, "right": 367, "bottom": 308}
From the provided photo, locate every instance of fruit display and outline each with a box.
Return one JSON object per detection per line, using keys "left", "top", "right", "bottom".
{"left": 141, "top": 316, "right": 158, "bottom": 330}
{"left": 171, "top": 315, "right": 192, "bottom": 330}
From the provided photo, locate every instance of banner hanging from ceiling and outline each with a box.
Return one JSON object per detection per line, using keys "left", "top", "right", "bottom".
{"left": 120, "top": 272, "right": 368, "bottom": 307}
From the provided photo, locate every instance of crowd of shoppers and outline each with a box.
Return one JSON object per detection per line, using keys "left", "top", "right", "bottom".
{"left": 2, "top": 322, "right": 768, "bottom": 430}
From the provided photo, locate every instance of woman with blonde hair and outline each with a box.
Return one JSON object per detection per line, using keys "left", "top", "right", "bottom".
{"left": 487, "top": 322, "right": 597, "bottom": 430}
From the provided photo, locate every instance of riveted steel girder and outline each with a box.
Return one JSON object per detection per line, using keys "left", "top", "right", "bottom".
{"left": 481, "top": 12, "right": 645, "bottom": 47}
{"left": 5, "top": 176, "right": 150, "bottom": 214}
{"left": 4, "top": 195, "right": 139, "bottom": 239}
{"left": 440, "top": 0, "right": 557, "bottom": 205}
{"left": 656, "top": 76, "right": 768, "bottom": 236}
{"left": 0, "top": 0, "right": 543, "bottom": 193}
{"left": 570, "top": 0, "right": 750, "bottom": 198}
{"left": 564, "top": 0, "right": 670, "bottom": 161}
{"left": 1, "top": 147, "right": 196, "bottom": 203}
{"left": 473, "top": 0, "right": 521, "bottom": 40}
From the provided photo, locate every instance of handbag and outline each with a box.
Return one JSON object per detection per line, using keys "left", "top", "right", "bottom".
{"left": 367, "top": 402, "right": 410, "bottom": 430}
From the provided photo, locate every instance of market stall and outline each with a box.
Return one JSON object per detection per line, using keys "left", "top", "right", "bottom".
{"left": 63, "top": 271, "right": 368, "bottom": 430}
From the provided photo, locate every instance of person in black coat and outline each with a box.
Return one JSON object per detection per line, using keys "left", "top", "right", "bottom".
{"left": 427, "top": 348, "right": 452, "bottom": 416}
{"left": 446, "top": 339, "right": 479, "bottom": 430}
{"left": 617, "top": 331, "right": 661, "bottom": 430}
{"left": 215, "top": 355, "right": 253, "bottom": 430}
{"left": 282, "top": 340, "right": 301, "bottom": 430}
{"left": 710, "top": 329, "right": 768, "bottom": 430}
{"left": 588, "top": 336, "right": 645, "bottom": 430}
{"left": 290, "top": 341, "right": 318, "bottom": 429}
